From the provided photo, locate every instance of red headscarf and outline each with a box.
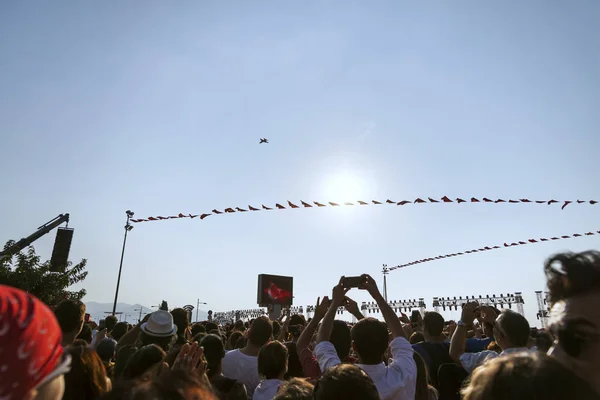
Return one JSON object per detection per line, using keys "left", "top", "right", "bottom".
{"left": 0, "top": 285, "right": 64, "bottom": 399}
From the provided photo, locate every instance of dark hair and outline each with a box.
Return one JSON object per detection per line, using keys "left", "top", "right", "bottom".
{"left": 227, "top": 331, "right": 243, "bottom": 350}
{"left": 54, "top": 299, "right": 86, "bottom": 334}
{"left": 314, "top": 364, "right": 379, "bottom": 400}
{"left": 249, "top": 316, "right": 273, "bottom": 347}
{"left": 274, "top": 378, "right": 314, "bottom": 400}
{"left": 122, "top": 344, "right": 166, "bottom": 380}
{"left": 351, "top": 317, "right": 388, "bottom": 364}
{"left": 193, "top": 332, "right": 207, "bottom": 343}
{"left": 258, "top": 341, "right": 288, "bottom": 379}
{"left": 171, "top": 308, "right": 190, "bottom": 336}
{"left": 103, "top": 369, "right": 218, "bottom": 400}
{"left": 96, "top": 338, "right": 117, "bottom": 363}
{"left": 191, "top": 323, "right": 206, "bottom": 336}
{"left": 234, "top": 320, "right": 244, "bottom": 330}
{"left": 462, "top": 352, "right": 599, "bottom": 400}
{"left": 139, "top": 330, "right": 176, "bottom": 352}
{"left": 111, "top": 322, "right": 130, "bottom": 342}
{"left": 64, "top": 346, "right": 109, "bottom": 400}
{"left": 497, "top": 310, "right": 530, "bottom": 347}
{"left": 105, "top": 315, "right": 118, "bottom": 332}
{"left": 545, "top": 251, "right": 600, "bottom": 303}
{"left": 413, "top": 351, "right": 437, "bottom": 400}
{"left": 235, "top": 335, "right": 247, "bottom": 349}
{"left": 423, "top": 312, "right": 445, "bottom": 337}
{"left": 200, "top": 334, "right": 225, "bottom": 379}
{"left": 77, "top": 322, "right": 93, "bottom": 344}
{"left": 289, "top": 314, "right": 306, "bottom": 328}
{"left": 330, "top": 320, "right": 352, "bottom": 360}
{"left": 205, "top": 322, "right": 219, "bottom": 332}
{"left": 535, "top": 331, "right": 554, "bottom": 353}
{"left": 284, "top": 342, "right": 304, "bottom": 379}
{"left": 114, "top": 346, "right": 139, "bottom": 380}
{"left": 410, "top": 332, "right": 425, "bottom": 344}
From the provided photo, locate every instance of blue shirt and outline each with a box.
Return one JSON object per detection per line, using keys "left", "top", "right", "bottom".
{"left": 465, "top": 337, "right": 493, "bottom": 353}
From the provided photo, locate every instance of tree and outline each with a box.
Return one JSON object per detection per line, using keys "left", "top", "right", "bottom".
{"left": 0, "top": 240, "right": 88, "bottom": 307}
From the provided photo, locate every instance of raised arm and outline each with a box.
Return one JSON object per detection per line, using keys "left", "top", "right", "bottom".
{"left": 317, "top": 279, "right": 349, "bottom": 344}
{"left": 449, "top": 302, "right": 478, "bottom": 363}
{"left": 359, "top": 274, "right": 406, "bottom": 339}
{"left": 297, "top": 296, "right": 330, "bottom": 352}
{"left": 344, "top": 296, "right": 364, "bottom": 321}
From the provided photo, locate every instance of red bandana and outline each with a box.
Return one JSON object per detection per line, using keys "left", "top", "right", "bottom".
{"left": 0, "top": 285, "right": 64, "bottom": 400}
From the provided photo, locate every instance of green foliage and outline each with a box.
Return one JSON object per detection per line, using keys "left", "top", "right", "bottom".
{"left": 0, "top": 240, "right": 88, "bottom": 307}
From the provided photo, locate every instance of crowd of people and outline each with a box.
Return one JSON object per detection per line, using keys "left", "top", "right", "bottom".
{"left": 1, "top": 250, "right": 599, "bottom": 400}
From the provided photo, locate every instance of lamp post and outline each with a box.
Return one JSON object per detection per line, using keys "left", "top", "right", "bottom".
{"left": 196, "top": 299, "right": 207, "bottom": 322}
{"left": 112, "top": 210, "right": 134, "bottom": 316}
{"left": 382, "top": 264, "right": 389, "bottom": 302}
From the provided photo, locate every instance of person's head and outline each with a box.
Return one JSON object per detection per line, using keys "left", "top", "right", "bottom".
{"left": 289, "top": 314, "right": 306, "bottom": 338}
{"left": 114, "top": 346, "right": 139, "bottom": 380}
{"left": 422, "top": 311, "right": 445, "bottom": 339}
{"left": 193, "top": 332, "right": 207, "bottom": 343}
{"left": 535, "top": 330, "right": 554, "bottom": 353}
{"left": 0, "top": 285, "right": 70, "bottom": 400}
{"left": 105, "top": 315, "right": 118, "bottom": 332}
{"left": 545, "top": 250, "right": 600, "bottom": 393}
{"left": 122, "top": 344, "right": 166, "bottom": 380}
{"left": 171, "top": 308, "right": 190, "bottom": 336}
{"left": 227, "top": 331, "right": 243, "bottom": 350}
{"left": 54, "top": 299, "right": 86, "bottom": 344}
{"left": 96, "top": 338, "right": 118, "bottom": 363}
{"left": 191, "top": 322, "right": 206, "bottom": 337}
{"left": 63, "top": 345, "right": 110, "bottom": 400}
{"left": 104, "top": 369, "right": 218, "bottom": 400}
{"left": 284, "top": 342, "right": 304, "bottom": 379}
{"left": 258, "top": 341, "right": 288, "bottom": 380}
{"left": 248, "top": 316, "right": 273, "bottom": 347}
{"left": 462, "top": 352, "right": 600, "bottom": 400}
{"left": 234, "top": 319, "right": 244, "bottom": 331}
{"left": 409, "top": 331, "right": 425, "bottom": 344}
{"left": 77, "top": 322, "right": 93, "bottom": 344}
{"left": 235, "top": 335, "right": 247, "bottom": 349}
{"left": 205, "top": 322, "right": 219, "bottom": 332}
{"left": 351, "top": 317, "right": 388, "bottom": 364}
{"left": 493, "top": 310, "right": 530, "bottom": 350}
{"left": 200, "top": 334, "right": 226, "bottom": 378}
{"left": 274, "top": 378, "right": 314, "bottom": 400}
{"left": 110, "top": 322, "right": 130, "bottom": 342}
{"left": 314, "top": 364, "right": 379, "bottom": 400}
{"left": 139, "top": 310, "right": 178, "bottom": 352}
{"left": 330, "top": 320, "right": 352, "bottom": 361}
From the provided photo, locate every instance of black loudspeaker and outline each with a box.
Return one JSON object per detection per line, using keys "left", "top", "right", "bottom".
{"left": 50, "top": 228, "right": 74, "bottom": 272}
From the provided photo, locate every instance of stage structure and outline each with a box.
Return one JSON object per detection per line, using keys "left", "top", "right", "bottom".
{"left": 361, "top": 298, "right": 426, "bottom": 316}
{"left": 535, "top": 291, "right": 551, "bottom": 328}
{"left": 432, "top": 293, "right": 525, "bottom": 316}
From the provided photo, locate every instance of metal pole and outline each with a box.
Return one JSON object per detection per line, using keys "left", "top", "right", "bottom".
{"left": 382, "top": 264, "right": 389, "bottom": 302}
{"left": 196, "top": 298, "right": 199, "bottom": 322}
{"left": 112, "top": 211, "right": 134, "bottom": 316}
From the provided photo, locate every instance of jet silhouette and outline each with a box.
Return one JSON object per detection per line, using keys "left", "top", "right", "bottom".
{"left": 259, "top": 138, "right": 269, "bottom": 144}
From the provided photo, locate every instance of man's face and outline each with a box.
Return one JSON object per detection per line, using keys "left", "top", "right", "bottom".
{"left": 549, "top": 290, "right": 600, "bottom": 393}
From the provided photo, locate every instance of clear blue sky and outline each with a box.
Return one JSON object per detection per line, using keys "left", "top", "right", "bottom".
{"left": 1, "top": 1, "right": 599, "bottom": 326}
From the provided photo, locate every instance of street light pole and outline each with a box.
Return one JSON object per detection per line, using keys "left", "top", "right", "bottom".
{"left": 382, "top": 264, "right": 389, "bottom": 302}
{"left": 112, "top": 210, "right": 134, "bottom": 316}
{"left": 196, "top": 299, "right": 207, "bottom": 322}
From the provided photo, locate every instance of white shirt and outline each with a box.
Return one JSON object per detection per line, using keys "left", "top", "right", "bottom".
{"left": 459, "top": 347, "right": 531, "bottom": 374}
{"left": 314, "top": 337, "right": 417, "bottom": 400}
{"left": 222, "top": 349, "right": 259, "bottom": 398}
{"left": 252, "top": 379, "right": 283, "bottom": 400}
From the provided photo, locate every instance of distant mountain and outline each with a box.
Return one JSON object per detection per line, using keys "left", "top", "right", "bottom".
{"left": 84, "top": 301, "right": 208, "bottom": 324}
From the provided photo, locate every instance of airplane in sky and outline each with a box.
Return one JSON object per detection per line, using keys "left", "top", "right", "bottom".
{"left": 259, "top": 138, "right": 269, "bottom": 144}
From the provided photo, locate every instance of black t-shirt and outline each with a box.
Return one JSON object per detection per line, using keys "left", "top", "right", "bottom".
{"left": 210, "top": 374, "right": 248, "bottom": 400}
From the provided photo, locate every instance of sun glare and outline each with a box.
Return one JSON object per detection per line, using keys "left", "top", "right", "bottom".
{"left": 324, "top": 172, "right": 365, "bottom": 202}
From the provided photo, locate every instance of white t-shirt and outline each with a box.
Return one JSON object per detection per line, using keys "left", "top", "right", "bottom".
{"left": 222, "top": 349, "right": 260, "bottom": 398}
{"left": 314, "top": 337, "right": 417, "bottom": 400}
{"left": 253, "top": 379, "right": 283, "bottom": 400}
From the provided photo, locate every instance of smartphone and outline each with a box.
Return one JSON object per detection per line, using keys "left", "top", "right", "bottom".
{"left": 410, "top": 310, "right": 421, "bottom": 323}
{"left": 342, "top": 276, "right": 363, "bottom": 288}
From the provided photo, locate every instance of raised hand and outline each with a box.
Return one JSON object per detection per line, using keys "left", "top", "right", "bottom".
{"left": 358, "top": 274, "right": 380, "bottom": 297}
{"left": 332, "top": 277, "right": 351, "bottom": 306}
{"left": 314, "top": 296, "right": 331, "bottom": 320}
{"left": 344, "top": 296, "right": 361, "bottom": 316}
{"left": 172, "top": 342, "right": 207, "bottom": 377}
{"left": 460, "top": 302, "right": 479, "bottom": 326}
